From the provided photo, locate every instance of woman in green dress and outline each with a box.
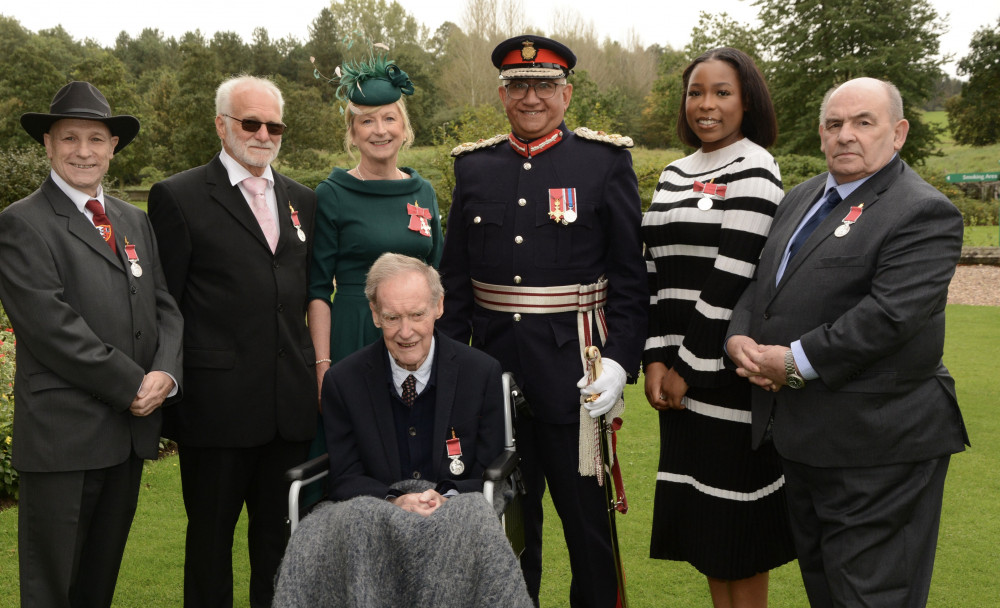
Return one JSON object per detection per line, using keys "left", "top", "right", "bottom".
{"left": 307, "top": 54, "right": 442, "bottom": 401}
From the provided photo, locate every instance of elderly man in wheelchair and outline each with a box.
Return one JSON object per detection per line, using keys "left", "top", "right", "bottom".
{"left": 274, "top": 253, "right": 531, "bottom": 606}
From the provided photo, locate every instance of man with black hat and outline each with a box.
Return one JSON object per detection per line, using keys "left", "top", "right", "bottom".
{"left": 438, "top": 35, "right": 647, "bottom": 607}
{"left": 0, "top": 81, "right": 183, "bottom": 607}
{"left": 147, "top": 75, "right": 316, "bottom": 608}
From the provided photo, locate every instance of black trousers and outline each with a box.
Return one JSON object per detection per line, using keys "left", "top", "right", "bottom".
{"left": 178, "top": 438, "right": 309, "bottom": 608}
{"left": 516, "top": 416, "right": 619, "bottom": 608}
{"left": 18, "top": 453, "right": 144, "bottom": 608}
{"left": 782, "top": 455, "right": 951, "bottom": 608}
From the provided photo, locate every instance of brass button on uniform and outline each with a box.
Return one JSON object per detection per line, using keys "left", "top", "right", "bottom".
{"left": 523, "top": 162, "right": 532, "bottom": 170}
{"left": 514, "top": 276, "right": 522, "bottom": 284}
{"left": 473, "top": 216, "right": 482, "bottom": 224}
{"left": 518, "top": 198, "right": 527, "bottom": 207}
{"left": 513, "top": 313, "right": 522, "bottom": 322}
{"left": 514, "top": 236, "right": 523, "bottom": 244}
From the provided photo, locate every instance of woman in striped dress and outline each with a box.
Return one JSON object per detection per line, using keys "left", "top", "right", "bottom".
{"left": 642, "top": 47, "right": 795, "bottom": 607}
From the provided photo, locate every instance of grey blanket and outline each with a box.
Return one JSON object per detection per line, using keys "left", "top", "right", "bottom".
{"left": 273, "top": 486, "right": 532, "bottom": 607}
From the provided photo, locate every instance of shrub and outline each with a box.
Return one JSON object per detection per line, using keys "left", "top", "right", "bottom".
{"left": 0, "top": 146, "right": 49, "bottom": 212}
{"left": 0, "top": 306, "right": 16, "bottom": 500}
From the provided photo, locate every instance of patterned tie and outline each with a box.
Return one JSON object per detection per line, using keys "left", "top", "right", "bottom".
{"left": 401, "top": 374, "right": 417, "bottom": 408}
{"left": 787, "top": 188, "right": 843, "bottom": 260}
{"left": 243, "top": 176, "right": 278, "bottom": 252}
{"left": 85, "top": 199, "right": 117, "bottom": 254}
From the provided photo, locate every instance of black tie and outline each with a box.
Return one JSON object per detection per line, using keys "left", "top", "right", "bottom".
{"left": 401, "top": 374, "right": 417, "bottom": 407}
{"left": 788, "top": 188, "right": 842, "bottom": 260}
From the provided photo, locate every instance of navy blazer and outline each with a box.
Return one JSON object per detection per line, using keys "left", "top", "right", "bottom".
{"left": 321, "top": 332, "right": 505, "bottom": 501}
{"left": 729, "top": 156, "right": 969, "bottom": 467}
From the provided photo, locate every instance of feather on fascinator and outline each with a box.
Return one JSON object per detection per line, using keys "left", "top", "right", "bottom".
{"left": 311, "top": 41, "right": 414, "bottom": 108}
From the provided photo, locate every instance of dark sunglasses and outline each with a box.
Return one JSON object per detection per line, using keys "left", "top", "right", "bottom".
{"left": 223, "top": 114, "right": 287, "bottom": 136}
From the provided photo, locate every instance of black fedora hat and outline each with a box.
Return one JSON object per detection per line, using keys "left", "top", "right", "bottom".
{"left": 20, "top": 81, "right": 140, "bottom": 153}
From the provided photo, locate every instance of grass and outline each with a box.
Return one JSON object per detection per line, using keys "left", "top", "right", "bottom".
{"left": 1, "top": 304, "right": 997, "bottom": 606}
{"left": 964, "top": 225, "right": 1000, "bottom": 247}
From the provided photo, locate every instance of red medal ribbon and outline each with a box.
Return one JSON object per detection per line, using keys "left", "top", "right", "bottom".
{"left": 125, "top": 243, "right": 139, "bottom": 263}
{"left": 407, "top": 202, "right": 432, "bottom": 237}
{"left": 446, "top": 437, "right": 462, "bottom": 458}
{"left": 693, "top": 180, "right": 727, "bottom": 197}
{"left": 288, "top": 203, "right": 302, "bottom": 229}
{"left": 841, "top": 205, "right": 863, "bottom": 223}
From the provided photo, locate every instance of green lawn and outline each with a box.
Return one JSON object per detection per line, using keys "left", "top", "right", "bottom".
{"left": 1, "top": 306, "right": 997, "bottom": 606}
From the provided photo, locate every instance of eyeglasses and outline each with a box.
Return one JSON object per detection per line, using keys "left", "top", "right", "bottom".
{"left": 504, "top": 81, "right": 563, "bottom": 100}
{"left": 222, "top": 114, "right": 287, "bottom": 136}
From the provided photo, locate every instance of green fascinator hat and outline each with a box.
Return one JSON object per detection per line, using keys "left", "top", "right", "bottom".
{"left": 313, "top": 42, "right": 415, "bottom": 107}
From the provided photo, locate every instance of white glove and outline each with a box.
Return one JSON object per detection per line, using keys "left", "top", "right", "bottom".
{"left": 577, "top": 357, "right": 627, "bottom": 418}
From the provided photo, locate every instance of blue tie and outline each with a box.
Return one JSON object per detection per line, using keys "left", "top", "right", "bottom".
{"left": 788, "top": 188, "right": 842, "bottom": 260}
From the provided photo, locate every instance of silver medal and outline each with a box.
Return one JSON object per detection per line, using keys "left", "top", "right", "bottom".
{"left": 835, "top": 223, "right": 851, "bottom": 238}
{"left": 563, "top": 209, "right": 577, "bottom": 223}
{"left": 130, "top": 262, "right": 143, "bottom": 278}
{"left": 697, "top": 196, "right": 713, "bottom": 211}
{"left": 449, "top": 458, "right": 465, "bottom": 475}
{"left": 296, "top": 227, "right": 306, "bottom": 242}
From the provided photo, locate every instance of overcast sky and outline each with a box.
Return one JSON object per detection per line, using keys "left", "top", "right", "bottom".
{"left": 5, "top": 0, "right": 998, "bottom": 77}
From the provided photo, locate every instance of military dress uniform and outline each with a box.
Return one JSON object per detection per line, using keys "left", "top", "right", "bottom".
{"left": 438, "top": 122, "right": 647, "bottom": 606}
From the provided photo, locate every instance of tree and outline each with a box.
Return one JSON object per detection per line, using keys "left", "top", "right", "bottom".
{"left": 755, "top": 0, "right": 947, "bottom": 165}
{"left": 639, "top": 46, "right": 689, "bottom": 149}
{"left": 946, "top": 18, "right": 1000, "bottom": 146}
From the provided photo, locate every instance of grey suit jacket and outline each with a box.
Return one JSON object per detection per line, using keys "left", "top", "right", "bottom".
{"left": 729, "top": 156, "right": 969, "bottom": 467}
{"left": 321, "top": 333, "right": 505, "bottom": 501}
{"left": 0, "top": 177, "right": 184, "bottom": 472}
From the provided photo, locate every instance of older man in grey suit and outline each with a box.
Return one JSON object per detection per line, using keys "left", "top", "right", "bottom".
{"left": 0, "top": 81, "right": 183, "bottom": 607}
{"left": 726, "top": 77, "right": 968, "bottom": 607}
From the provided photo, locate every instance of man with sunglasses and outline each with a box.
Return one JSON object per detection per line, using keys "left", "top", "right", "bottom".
{"left": 439, "top": 36, "right": 647, "bottom": 608}
{"left": 148, "top": 75, "right": 317, "bottom": 608}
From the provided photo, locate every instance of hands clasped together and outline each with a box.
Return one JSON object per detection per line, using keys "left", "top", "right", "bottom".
{"left": 129, "top": 371, "right": 175, "bottom": 416}
{"left": 390, "top": 489, "right": 448, "bottom": 517}
{"left": 725, "top": 335, "right": 792, "bottom": 392}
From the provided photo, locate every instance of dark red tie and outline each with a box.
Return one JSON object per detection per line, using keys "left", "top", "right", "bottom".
{"left": 85, "top": 199, "right": 117, "bottom": 254}
{"left": 401, "top": 374, "right": 417, "bottom": 407}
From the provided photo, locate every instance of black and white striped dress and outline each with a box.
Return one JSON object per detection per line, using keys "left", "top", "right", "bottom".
{"left": 641, "top": 138, "right": 796, "bottom": 579}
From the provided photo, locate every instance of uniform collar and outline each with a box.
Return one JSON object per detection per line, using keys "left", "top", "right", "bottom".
{"left": 508, "top": 127, "right": 564, "bottom": 158}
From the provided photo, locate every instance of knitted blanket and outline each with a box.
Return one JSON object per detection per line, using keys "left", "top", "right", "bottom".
{"left": 273, "top": 486, "right": 532, "bottom": 607}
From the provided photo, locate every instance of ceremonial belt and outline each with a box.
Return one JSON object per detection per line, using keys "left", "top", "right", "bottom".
{"left": 472, "top": 277, "right": 626, "bottom": 511}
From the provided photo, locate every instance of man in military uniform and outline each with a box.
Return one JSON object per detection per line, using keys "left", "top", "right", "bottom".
{"left": 438, "top": 35, "right": 647, "bottom": 608}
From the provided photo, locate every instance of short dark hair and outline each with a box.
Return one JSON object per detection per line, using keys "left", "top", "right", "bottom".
{"left": 676, "top": 47, "right": 778, "bottom": 149}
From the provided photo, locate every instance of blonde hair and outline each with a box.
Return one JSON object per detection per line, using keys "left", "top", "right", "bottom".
{"left": 343, "top": 97, "right": 415, "bottom": 159}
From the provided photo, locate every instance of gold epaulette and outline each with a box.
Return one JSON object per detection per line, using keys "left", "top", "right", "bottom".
{"left": 573, "top": 127, "right": 634, "bottom": 148}
{"left": 451, "top": 133, "right": 508, "bottom": 157}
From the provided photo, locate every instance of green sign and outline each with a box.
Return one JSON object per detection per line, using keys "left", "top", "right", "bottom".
{"left": 945, "top": 172, "right": 1000, "bottom": 183}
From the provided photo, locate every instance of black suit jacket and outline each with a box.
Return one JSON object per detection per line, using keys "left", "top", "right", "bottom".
{"left": 148, "top": 154, "right": 317, "bottom": 447}
{"left": 0, "top": 177, "right": 183, "bottom": 471}
{"left": 321, "top": 333, "right": 505, "bottom": 501}
{"left": 729, "top": 156, "right": 969, "bottom": 467}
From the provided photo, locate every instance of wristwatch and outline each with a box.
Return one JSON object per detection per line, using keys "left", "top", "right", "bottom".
{"left": 784, "top": 350, "right": 805, "bottom": 389}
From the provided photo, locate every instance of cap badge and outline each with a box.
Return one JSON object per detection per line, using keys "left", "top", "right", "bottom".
{"left": 521, "top": 41, "right": 537, "bottom": 62}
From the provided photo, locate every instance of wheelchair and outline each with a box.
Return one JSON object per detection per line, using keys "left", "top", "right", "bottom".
{"left": 275, "top": 372, "right": 531, "bottom": 606}
{"left": 284, "top": 371, "right": 527, "bottom": 555}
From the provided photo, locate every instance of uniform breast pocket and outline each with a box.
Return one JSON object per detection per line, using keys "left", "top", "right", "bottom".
{"left": 463, "top": 202, "right": 506, "bottom": 266}
{"left": 533, "top": 200, "right": 593, "bottom": 268}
